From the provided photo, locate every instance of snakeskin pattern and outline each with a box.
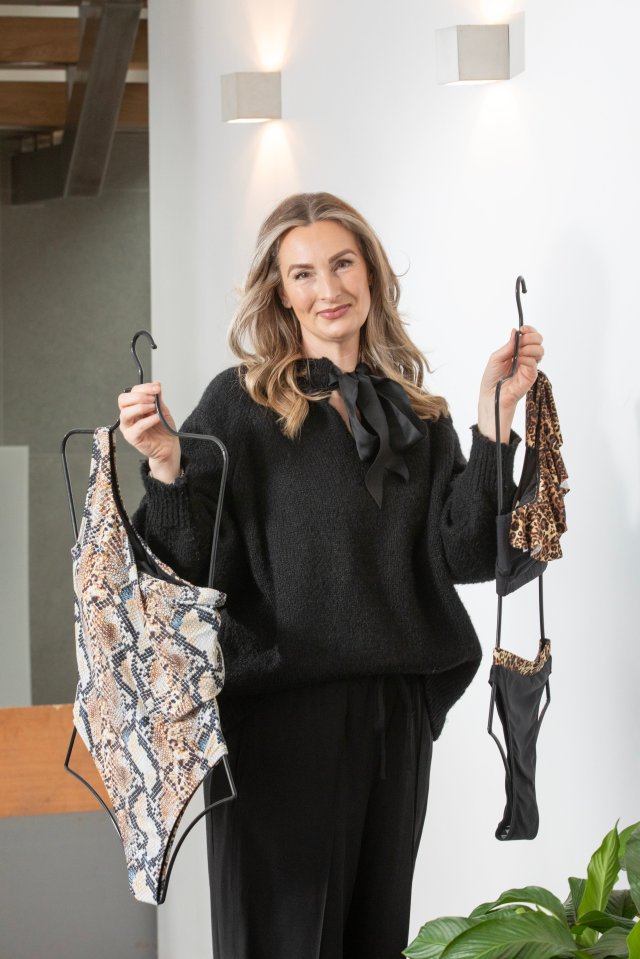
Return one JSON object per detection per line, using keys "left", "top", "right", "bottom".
{"left": 493, "top": 638, "right": 551, "bottom": 676}
{"left": 509, "top": 371, "right": 569, "bottom": 561}
{"left": 71, "top": 428, "right": 228, "bottom": 904}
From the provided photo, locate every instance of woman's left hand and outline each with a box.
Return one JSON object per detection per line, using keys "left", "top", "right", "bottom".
{"left": 477, "top": 325, "right": 544, "bottom": 442}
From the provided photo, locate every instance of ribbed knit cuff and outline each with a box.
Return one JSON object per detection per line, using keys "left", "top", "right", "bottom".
{"left": 139, "top": 456, "right": 192, "bottom": 528}
{"left": 467, "top": 424, "right": 521, "bottom": 495}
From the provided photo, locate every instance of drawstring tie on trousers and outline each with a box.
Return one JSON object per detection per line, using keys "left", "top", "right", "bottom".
{"left": 373, "top": 676, "right": 416, "bottom": 780}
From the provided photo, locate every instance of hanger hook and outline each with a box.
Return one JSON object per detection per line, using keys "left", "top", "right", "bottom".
{"left": 131, "top": 330, "right": 157, "bottom": 384}
{"left": 515, "top": 276, "right": 527, "bottom": 328}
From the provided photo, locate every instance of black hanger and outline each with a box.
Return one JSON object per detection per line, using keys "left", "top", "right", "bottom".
{"left": 60, "top": 330, "right": 236, "bottom": 903}
{"left": 60, "top": 329, "right": 146, "bottom": 539}
{"left": 492, "top": 276, "right": 546, "bottom": 643}
{"left": 130, "top": 330, "right": 229, "bottom": 591}
{"left": 493, "top": 275, "right": 525, "bottom": 514}
{"left": 487, "top": 277, "right": 550, "bottom": 784}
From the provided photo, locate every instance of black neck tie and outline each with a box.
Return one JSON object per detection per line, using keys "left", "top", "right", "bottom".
{"left": 326, "top": 361, "right": 425, "bottom": 508}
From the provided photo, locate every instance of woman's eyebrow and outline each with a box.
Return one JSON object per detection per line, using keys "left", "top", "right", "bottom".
{"left": 329, "top": 248, "right": 357, "bottom": 263}
{"left": 286, "top": 249, "right": 357, "bottom": 277}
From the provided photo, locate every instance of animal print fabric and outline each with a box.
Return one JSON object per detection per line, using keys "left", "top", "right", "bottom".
{"left": 493, "top": 639, "right": 551, "bottom": 676}
{"left": 71, "top": 427, "right": 228, "bottom": 904}
{"left": 509, "top": 371, "right": 569, "bottom": 561}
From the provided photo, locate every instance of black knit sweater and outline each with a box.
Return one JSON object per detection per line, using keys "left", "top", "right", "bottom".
{"left": 132, "top": 358, "right": 520, "bottom": 739}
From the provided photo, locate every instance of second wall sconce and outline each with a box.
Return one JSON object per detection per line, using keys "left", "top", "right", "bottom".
{"left": 221, "top": 72, "right": 281, "bottom": 122}
{"left": 436, "top": 24, "right": 522, "bottom": 84}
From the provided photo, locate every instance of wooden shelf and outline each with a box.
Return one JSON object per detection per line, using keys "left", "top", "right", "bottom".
{"left": 0, "top": 704, "right": 109, "bottom": 817}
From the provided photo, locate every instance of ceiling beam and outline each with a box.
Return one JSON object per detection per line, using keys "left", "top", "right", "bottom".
{"left": 0, "top": 17, "right": 146, "bottom": 67}
{"left": 0, "top": 79, "right": 147, "bottom": 128}
{"left": 10, "top": 0, "right": 144, "bottom": 202}
{"left": 0, "top": 17, "right": 80, "bottom": 61}
{"left": 0, "top": 1, "right": 146, "bottom": 6}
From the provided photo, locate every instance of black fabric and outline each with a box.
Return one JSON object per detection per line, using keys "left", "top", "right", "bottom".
{"left": 495, "top": 445, "right": 547, "bottom": 597}
{"left": 488, "top": 647, "right": 551, "bottom": 841}
{"left": 321, "top": 361, "right": 426, "bottom": 507}
{"left": 132, "top": 360, "right": 521, "bottom": 741}
{"left": 496, "top": 519, "right": 547, "bottom": 600}
{"left": 204, "top": 674, "right": 433, "bottom": 959}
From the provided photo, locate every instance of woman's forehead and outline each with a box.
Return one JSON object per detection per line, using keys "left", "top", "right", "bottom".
{"left": 279, "top": 220, "right": 359, "bottom": 264}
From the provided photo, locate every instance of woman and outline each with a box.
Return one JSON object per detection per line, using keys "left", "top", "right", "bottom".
{"left": 119, "top": 192, "right": 543, "bottom": 959}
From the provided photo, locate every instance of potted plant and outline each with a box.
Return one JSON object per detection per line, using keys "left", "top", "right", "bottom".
{"left": 404, "top": 821, "right": 640, "bottom": 959}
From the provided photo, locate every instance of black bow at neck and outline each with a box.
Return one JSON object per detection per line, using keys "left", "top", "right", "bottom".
{"left": 296, "top": 357, "right": 426, "bottom": 508}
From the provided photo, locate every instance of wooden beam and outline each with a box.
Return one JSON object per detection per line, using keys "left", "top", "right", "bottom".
{"left": 117, "top": 79, "right": 147, "bottom": 127}
{"left": 130, "top": 16, "right": 146, "bottom": 68}
{"left": 0, "top": 704, "right": 109, "bottom": 817}
{"left": 0, "top": 1, "right": 146, "bottom": 6}
{"left": 0, "top": 80, "right": 147, "bottom": 128}
{"left": 0, "top": 80, "right": 66, "bottom": 126}
{"left": 0, "top": 18, "right": 146, "bottom": 67}
{"left": 0, "top": 17, "right": 80, "bottom": 63}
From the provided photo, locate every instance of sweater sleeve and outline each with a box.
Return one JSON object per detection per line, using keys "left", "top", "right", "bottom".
{"left": 438, "top": 420, "right": 521, "bottom": 585}
{"left": 131, "top": 369, "right": 240, "bottom": 588}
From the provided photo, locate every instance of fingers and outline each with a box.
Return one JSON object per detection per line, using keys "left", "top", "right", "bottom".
{"left": 118, "top": 381, "right": 163, "bottom": 442}
{"left": 495, "top": 326, "right": 543, "bottom": 364}
{"left": 118, "top": 381, "right": 161, "bottom": 410}
{"left": 121, "top": 403, "right": 160, "bottom": 434}
{"left": 517, "top": 326, "right": 544, "bottom": 366}
{"left": 118, "top": 383, "right": 164, "bottom": 425}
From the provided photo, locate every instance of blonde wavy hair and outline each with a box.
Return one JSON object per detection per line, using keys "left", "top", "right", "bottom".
{"left": 228, "top": 192, "right": 449, "bottom": 439}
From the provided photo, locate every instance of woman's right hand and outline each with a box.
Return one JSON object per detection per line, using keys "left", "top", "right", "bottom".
{"left": 118, "top": 382, "right": 182, "bottom": 484}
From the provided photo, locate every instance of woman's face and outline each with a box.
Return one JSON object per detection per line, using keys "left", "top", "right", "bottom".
{"left": 278, "top": 219, "right": 371, "bottom": 357}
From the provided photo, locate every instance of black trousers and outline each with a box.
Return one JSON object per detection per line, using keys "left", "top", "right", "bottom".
{"left": 204, "top": 673, "right": 434, "bottom": 959}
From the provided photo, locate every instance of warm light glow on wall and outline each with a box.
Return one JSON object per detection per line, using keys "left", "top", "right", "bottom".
{"left": 242, "top": 121, "right": 298, "bottom": 235}
{"left": 480, "top": 0, "right": 518, "bottom": 22}
{"left": 249, "top": 0, "right": 295, "bottom": 70}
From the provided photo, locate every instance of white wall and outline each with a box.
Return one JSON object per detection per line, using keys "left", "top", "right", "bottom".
{"left": 149, "top": 1, "right": 640, "bottom": 955}
{"left": 0, "top": 447, "right": 31, "bottom": 707}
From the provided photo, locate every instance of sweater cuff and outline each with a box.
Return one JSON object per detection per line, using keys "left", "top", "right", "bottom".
{"left": 139, "top": 456, "right": 192, "bottom": 528}
{"left": 467, "top": 424, "right": 521, "bottom": 494}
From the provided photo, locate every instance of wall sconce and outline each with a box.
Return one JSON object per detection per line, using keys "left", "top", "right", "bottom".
{"left": 221, "top": 72, "right": 281, "bottom": 123}
{"left": 436, "top": 24, "right": 522, "bottom": 84}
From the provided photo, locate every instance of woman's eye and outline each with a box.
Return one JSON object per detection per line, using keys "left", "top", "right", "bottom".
{"left": 294, "top": 271, "right": 310, "bottom": 280}
{"left": 335, "top": 259, "right": 353, "bottom": 270}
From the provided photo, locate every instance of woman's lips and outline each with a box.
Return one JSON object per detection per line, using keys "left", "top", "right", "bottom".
{"left": 318, "top": 304, "right": 350, "bottom": 319}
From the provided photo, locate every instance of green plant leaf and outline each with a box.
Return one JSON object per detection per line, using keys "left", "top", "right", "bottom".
{"left": 626, "top": 921, "right": 640, "bottom": 959}
{"left": 467, "top": 887, "right": 568, "bottom": 924}
{"left": 570, "top": 879, "right": 588, "bottom": 921}
{"left": 403, "top": 917, "right": 475, "bottom": 959}
{"left": 576, "top": 929, "right": 600, "bottom": 949}
{"left": 403, "top": 909, "right": 545, "bottom": 957}
{"left": 582, "top": 926, "right": 631, "bottom": 958}
{"left": 579, "top": 826, "right": 621, "bottom": 919}
{"left": 469, "top": 904, "right": 535, "bottom": 920}
{"left": 439, "top": 911, "right": 578, "bottom": 959}
{"left": 624, "top": 835, "right": 640, "bottom": 915}
{"left": 619, "top": 825, "right": 640, "bottom": 866}
{"left": 607, "top": 891, "right": 638, "bottom": 921}
{"left": 573, "top": 911, "right": 636, "bottom": 933}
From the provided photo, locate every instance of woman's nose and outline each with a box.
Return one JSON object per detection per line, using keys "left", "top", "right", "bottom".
{"left": 317, "top": 270, "right": 341, "bottom": 300}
